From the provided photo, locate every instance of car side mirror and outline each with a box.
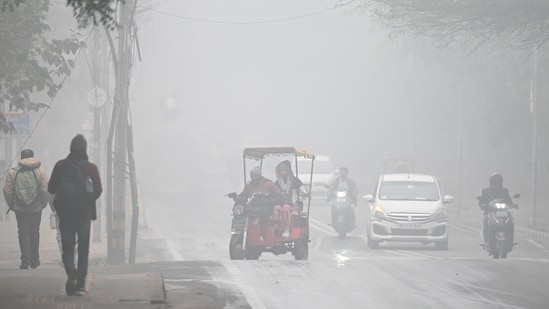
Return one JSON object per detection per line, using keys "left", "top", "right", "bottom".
{"left": 362, "top": 194, "right": 374, "bottom": 202}
{"left": 443, "top": 195, "right": 454, "bottom": 204}
{"left": 513, "top": 193, "right": 520, "bottom": 199}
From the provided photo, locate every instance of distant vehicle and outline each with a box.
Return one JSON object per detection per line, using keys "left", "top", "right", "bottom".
{"left": 383, "top": 159, "right": 414, "bottom": 173}
{"left": 298, "top": 154, "right": 334, "bottom": 203}
{"left": 363, "top": 173, "right": 453, "bottom": 250}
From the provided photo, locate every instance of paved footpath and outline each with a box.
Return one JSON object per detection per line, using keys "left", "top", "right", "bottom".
{"left": 0, "top": 211, "right": 220, "bottom": 309}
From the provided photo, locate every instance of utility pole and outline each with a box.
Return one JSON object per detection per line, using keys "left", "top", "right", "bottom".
{"left": 457, "top": 81, "right": 463, "bottom": 218}
{"left": 529, "top": 48, "right": 539, "bottom": 229}
{"left": 106, "top": 0, "right": 139, "bottom": 264}
{"left": 90, "top": 27, "right": 109, "bottom": 243}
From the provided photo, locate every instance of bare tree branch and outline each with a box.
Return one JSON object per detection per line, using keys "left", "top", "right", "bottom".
{"left": 360, "top": 0, "right": 549, "bottom": 51}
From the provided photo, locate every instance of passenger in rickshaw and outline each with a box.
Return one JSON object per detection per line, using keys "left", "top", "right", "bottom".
{"left": 273, "top": 160, "right": 304, "bottom": 238}
{"left": 239, "top": 166, "right": 281, "bottom": 241}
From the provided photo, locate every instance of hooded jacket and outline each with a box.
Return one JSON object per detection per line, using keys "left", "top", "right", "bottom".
{"left": 274, "top": 161, "right": 304, "bottom": 204}
{"left": 48, "top": 151, "right": 102, "bottom": 220}
{"left": 3, "top": 157, "right": 50, "bottom": 212}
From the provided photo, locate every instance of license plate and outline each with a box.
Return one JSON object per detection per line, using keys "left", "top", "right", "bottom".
{"left": 496, "top": 211, "right": 508, "bottom": 217}
{"left": 398, "top": 223, "right": 421, "bottom": 228}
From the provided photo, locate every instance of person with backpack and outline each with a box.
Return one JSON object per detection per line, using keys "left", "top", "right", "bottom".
{"left": 3, "top": 149, "right": 50, "bottom": 269}
{"left": 48, "top": 134, "right": 102, "bottom": 296}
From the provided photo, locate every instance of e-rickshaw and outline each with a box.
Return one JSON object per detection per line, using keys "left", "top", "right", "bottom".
{"left": 227, "top": 147, "right": 315, "bottom": 260}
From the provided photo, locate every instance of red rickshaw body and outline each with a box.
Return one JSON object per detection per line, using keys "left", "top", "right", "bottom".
{"left": 228, "top": 147, "right": 315, "bottom": 260}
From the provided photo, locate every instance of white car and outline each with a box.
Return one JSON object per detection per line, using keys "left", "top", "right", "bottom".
{"left": 363, "top": 173, "right": 453, "bottom": 250}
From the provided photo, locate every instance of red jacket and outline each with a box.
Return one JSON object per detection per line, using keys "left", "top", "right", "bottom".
{"left": 240, "top": 177, "right": 281, "bottom": 200}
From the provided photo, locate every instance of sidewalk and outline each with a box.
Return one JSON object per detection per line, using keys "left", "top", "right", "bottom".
{"left": 0, "top": 211, "right": 167, "bottom": 308}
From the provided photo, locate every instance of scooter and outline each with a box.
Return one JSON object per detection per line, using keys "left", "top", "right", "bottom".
{"left": 330, "top": 191, "right": 356, "bottom": 238}
{"left": 479, "top": 193, "right": 520, "bottom": 259}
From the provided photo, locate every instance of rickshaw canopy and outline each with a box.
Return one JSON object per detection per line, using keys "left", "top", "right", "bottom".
{"left": 243, "top": 147, "right": 315, "bottom": 160}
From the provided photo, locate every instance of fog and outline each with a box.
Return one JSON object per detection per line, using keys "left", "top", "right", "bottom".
{"left": 10, "top": 0, "right": 544, "bottom": 225}
{"left": 123, "top": 0, "right": 545, "bottom": 217}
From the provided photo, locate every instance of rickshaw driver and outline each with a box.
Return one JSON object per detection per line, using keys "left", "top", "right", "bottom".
{"left": 239, "top": 166, "right": 282, "bottom": 241}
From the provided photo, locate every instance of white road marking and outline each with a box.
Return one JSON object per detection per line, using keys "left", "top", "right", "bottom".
{"left": 148, "top": 218, "right": 184, "bottom": 261}
{"left": 221, "top": 261, "right": 267, "bottom": 309}
{"left": 309, "top": 217, "right": 338, "bottom": 236}
{"left": 165, "top": 238, "right": 184, "bottom": 261}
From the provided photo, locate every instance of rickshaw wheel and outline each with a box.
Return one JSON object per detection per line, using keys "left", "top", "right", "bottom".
{"left": 294, "top": 236, "right": 309, "bottom": 260}
{"left": 229, "top": 234, "right": 245, "bottom": 260}
{"left": 245, "top": 247, "right": 261, "bottom": 260}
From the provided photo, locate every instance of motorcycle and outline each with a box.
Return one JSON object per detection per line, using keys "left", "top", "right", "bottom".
{"left": 330, "top": 190, "right": 356, "bottom": 238}
{"left": 478, "top": 193, "right": 520, "bottom": 259}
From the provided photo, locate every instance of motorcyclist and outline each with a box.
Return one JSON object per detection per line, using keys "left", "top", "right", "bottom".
{"left": 326, "top": 166, "right": 358, "bottom": 227}
{"left": 478, "top": 172, "right": 513, "bottom": 245}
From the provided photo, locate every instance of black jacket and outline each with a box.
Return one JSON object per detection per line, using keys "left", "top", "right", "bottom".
{"left": 478, "top": 186, "right": 511, "bottom": 213}
{"left": 48, "top": 152, "right": 102, "bottom": 220}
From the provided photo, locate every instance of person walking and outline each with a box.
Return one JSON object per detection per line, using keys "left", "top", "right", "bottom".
{"left": 48, "top": 134, "right": 102, "bottom": 296}
{"left": 3, "top": 149, "right": 50, "bottom": 269}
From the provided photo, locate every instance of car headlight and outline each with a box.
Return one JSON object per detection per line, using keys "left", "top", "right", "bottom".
{"left": 372, "top": 205, "right": 387, "bottom": 219}
{"left": 232, "top": 204, "right": 244, "bottom": 215}
{"left": 336, "top": 191, "right": 347, "bottom": 198}
{"left": 432, "top": 208, "right": 447, "bottom": 221}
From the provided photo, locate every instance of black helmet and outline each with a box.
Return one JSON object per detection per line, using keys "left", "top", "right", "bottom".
{"left": 489, "top": 173, "right": 503, "bottom": 187}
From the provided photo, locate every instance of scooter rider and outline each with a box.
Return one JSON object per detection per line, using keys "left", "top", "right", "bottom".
{"left": 326, "top": 166, "right": 358, "bottom": 226}
{"left": 478, "top": 173, "right": 513, "bottom": 243}
{"left": 326, "top": 167, "right": 358, "bottom": 204}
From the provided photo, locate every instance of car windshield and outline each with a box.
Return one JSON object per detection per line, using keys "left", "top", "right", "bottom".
{"left": 378, "top": 181, "right": 440, "bottom": 201}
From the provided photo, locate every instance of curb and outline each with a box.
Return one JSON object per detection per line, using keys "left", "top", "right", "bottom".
{"left": 516, "top": 226, "right": 549, "bottom": 241}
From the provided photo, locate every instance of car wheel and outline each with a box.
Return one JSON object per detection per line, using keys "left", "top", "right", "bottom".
{"left": 367, "top": 233, "right": 379, "bottom": 249}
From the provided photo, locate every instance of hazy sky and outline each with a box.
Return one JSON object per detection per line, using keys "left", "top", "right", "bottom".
{"left": 131, "top": 1, "right": 441, "bottom": 183}
{"left": 124, "top": 0, "right": 539, "bottom": 203}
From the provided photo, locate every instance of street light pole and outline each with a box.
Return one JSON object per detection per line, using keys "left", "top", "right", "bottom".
{"left": 529, "top": 48, "right": 539, "bottom": 229}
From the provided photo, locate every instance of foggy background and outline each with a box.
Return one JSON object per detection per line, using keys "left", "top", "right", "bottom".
{"left": 130, "top": 0, "right": 546, "bottom": 217}
{"left": 14, "top": 0, "right": 548, "bottom": 228}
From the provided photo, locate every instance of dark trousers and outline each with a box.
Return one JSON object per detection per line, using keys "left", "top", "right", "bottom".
{"left": 15, "top": 210, "right": 42, "bottom": 267}
{"left": 59, "top": 216, "right": 91, "bottom": 289}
